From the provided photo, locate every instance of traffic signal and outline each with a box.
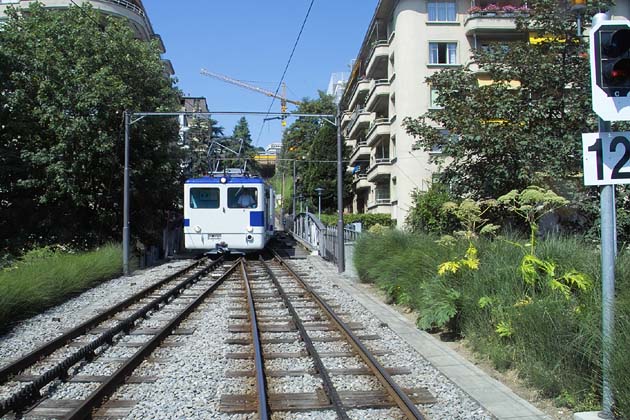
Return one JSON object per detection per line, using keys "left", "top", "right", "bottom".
{"left": 596, "top": 27, "right": 630, "bottom": 96}
{"left": 590, "top": 19, "right": 630, "bottom": 120}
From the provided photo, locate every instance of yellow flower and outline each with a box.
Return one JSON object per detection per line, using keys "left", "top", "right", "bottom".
{"left": 462, "top": 257, "right": 480, "bottom": 270}
{"left": 438, "top": 261, "right": 461, "bottom": 276}
{"left": 513, "top": 296, "right": 532, "bottom": 307}
{"left": 496, "top": 321, "right": 514, "bottom": 338}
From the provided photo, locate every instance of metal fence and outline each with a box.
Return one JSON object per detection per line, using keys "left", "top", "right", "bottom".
{"left": 292, "top": 212, "right": 360, "bottom": 264}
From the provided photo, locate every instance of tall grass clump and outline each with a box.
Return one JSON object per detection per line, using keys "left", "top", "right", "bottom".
{"left": 354, "top": 229, "right": 463, "bottom": 310}
{"left": 0, "top": 243, "right": 122, "bottom": 331}
{"left": 354, "top": 230, "right": 630, "bottom": 416}
{"left": 612, "top": 250, "right": 630, "bottom": 417}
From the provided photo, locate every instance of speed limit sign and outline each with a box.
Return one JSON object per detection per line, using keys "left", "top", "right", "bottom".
{"left": 583, "top": 132, "right": 630, "bottom": 185}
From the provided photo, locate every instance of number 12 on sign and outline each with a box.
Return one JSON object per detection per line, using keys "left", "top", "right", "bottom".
{"left": 582, "top": 132, "right": 630, "bottom": 186}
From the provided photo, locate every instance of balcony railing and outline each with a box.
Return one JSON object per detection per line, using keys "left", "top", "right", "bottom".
{"left": 368, "top": 198, "right": 392, "bottom": 208}
{"left": 365, "top": 80, "right": 390, "bottom": 113}
{"left": 344, "top": 109, "right": 372, "bottom": 139}
{"left": 104, "top": 0, "right": 146, "bottom": 17}
{"left": 346, "top": 78, "right": 370, "bottom": 112}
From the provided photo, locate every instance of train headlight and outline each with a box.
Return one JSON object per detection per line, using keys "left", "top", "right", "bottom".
{"left": 220, "top": 176, "right": 227, "bottom": 184}
{"left": 246, "top": 226, "right": 254, "bottom": 233}
{"left": 194, "top": 225, "right": 202, "bottom": 233}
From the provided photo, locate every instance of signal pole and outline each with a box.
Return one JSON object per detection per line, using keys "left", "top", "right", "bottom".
{"left": 584, "top": 12, "right": 630, "bottom": 418}
{"left": 336, "top": 109, "right": 345, "bottom": 273}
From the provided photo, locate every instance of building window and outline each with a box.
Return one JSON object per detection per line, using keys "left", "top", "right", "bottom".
{"left": 428, "top": 0, "right": 456, "bottom": 22}
{"left": 375, "top": 184, "right": 391, "bottom": 203}
{"left": 429, "top": 42, "right": 457, "bottom": 65}
{"left": 429, "top": 87, "right": 442, "bottom": 109}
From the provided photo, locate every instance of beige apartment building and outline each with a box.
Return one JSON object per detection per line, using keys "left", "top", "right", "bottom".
{"left": 340, "top": 0, "right": 630, "bottom": 228}
{"left": 0, "top": 0, "right": 173, "bottom": 74}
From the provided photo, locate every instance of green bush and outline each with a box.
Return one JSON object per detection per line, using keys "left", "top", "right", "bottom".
{"left": 320, "top": 213, "right": 393, "bottom": 230}
{"left": 354, "top": 231, "right": 630, "bottom": 416}
{"left": 405, "top": 184, "right": 460, "bottom": 234}
{"left": 0, "top": 244, "right": 122, "bottom": 331}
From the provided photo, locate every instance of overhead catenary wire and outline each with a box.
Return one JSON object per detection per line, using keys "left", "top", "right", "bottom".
{"left": 255, "top": 0, "right": 316, "bottom": 145}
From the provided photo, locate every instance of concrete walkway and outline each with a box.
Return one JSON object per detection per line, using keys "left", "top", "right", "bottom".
{"left": 304, "top": 255, "right": 551, "bottom": 420}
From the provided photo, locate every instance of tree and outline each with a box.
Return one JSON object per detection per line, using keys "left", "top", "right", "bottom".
{"left": 300, "top": 123, "right": 352, "bottom": 213}
{"left": 280, "top": 91, "right": 337, "bottom": 171}
{"left": 0, "top": 3, "right": 182, "bottom": 253}
{"left": 403, "top": 0, "right": 612, "bottom": 199}
{"left": 276, "top": 92, "right": 351, "bottom": 213}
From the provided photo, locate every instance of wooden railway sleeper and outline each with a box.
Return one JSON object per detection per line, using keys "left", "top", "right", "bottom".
{"left": 270, "top": 250, "right": 428, "bottom": 420}
{"left": 0, "top": 256, "right": 218, "bottom": 385}
{"left": 257, "top": 257, "right": 351, "bottom": 420}
{"left": 0, "top": 257, "right": 224, "bottom": 417}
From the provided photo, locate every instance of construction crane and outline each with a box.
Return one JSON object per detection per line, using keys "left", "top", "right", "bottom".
{"left": 200, "top": 68, "right": 301, "bottom": 126}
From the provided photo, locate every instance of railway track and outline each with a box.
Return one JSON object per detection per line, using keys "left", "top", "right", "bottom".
{"left": 0, "top": 256, "right": 231, "bottom": 419}
{"left": 0, "top": 250, "right": 441, "bottom": 419}
{"left": 220, "top": 252, "right": 434, "bottom": 419}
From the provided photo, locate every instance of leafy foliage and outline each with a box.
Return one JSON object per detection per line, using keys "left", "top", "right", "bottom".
{"left": 181, "top": 115, "right": 223, "bottom": 178}
{"left": 0, "top": 3, "right": 182, "bottom": 252}
{"left": 355, "top": 231, "right": 629, "bottom": 415}
{"left": 416, "top": 280, "right": 461, "bottom": 331}
{"left": 278, "top": 92, "right": 351, "bottom": 213}
{"left": 441, "top": 198, "right": 499, "bottom": 241}
{"left": 403, "top": 0, "right": 612, "bottom": 199}
{"left": 319, "top": 213, "right": 393, "bottom": 230}
{"left": 405, "top": 183, "right": 459, "bottom": 234}
{"left": 498, "top": 185, "right": 568, "bottom": 249}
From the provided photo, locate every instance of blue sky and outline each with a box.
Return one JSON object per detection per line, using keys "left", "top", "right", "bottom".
{"left": 143, "top": 1, "right": 379, "bottom": 149}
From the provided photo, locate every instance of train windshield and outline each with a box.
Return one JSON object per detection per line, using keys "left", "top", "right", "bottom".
{"left": 190, "top": 188, "right": 220, "bottom": 209}
{"left": 228, "top": 187, "right": 258, "bottom": 209}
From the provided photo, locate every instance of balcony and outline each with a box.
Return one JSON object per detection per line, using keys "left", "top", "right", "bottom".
{"left": 341, "top": 111, "right": 352, "bottom": 129}
{"left": 366, "top": 40, "right": 389, "bottom": 79}
{"left": 464, "top": 3, "right": 525, "bottom": 35}
{"left": 5, "top": 0, "right": 157, "bottom": 40}
{"left": 153, "top": 34, "right": 166, "bottom": 53}
{"left": 353, "top": 173, "right": 371, "bottom": 190}
{"left": 367, "top": 198, "right": 392, "bottom": 212}
{"left": 367, "top": 158, "right": 392, "bottom": 182}
{"left": 346, "top": 78, "right": 371, "bottom": 115}
{"left": 366, "top": 118, "right": 390, "bottom": 147}
{"left": 365, "top": 79, "right": 390, "bottom": 114}
{"left": 349, "top": 140, "right": 370, "bottom": 167}
{"left": 345, "top": 109, "right": 373, "bottom": 140}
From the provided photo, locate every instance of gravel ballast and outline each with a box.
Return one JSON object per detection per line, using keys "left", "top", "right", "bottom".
{"left": 0, "top": 254, "right": 496, "bottom": 419}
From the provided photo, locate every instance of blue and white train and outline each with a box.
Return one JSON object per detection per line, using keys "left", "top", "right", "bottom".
{"left": 183, "top": 171, "right": 275, "bottom": 253}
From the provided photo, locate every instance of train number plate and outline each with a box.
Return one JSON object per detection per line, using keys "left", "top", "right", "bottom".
{"left": 207, "top": 233, "right": 222, "bottom": 239}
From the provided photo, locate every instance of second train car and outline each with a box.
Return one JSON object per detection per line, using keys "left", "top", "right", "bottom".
{"left": 183, "top": 171, "right": 274, "bottom": 253}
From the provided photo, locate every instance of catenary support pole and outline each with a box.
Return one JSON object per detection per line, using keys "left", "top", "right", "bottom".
{"left": 281, "top": 171, "right": 285, "bottom": 231}
{"left": 336, "top": 110, "right": 345, "bottom": 273}
{"left": 599, "top": 118, "right": 615, "bottom": 419}
{"left": 123, "top": 111, "right": 131, "bottom": 276}
{"left": 292, "top": 159, "right": 297, "bottom": 222}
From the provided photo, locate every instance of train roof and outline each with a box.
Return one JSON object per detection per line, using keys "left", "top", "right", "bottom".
{"left": 185, "top": 176, "right": 266, "bottom": 185}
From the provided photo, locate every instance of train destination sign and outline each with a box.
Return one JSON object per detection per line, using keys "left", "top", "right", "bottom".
{"left": 582, "top": 131, "right": 630, "bottom": 185}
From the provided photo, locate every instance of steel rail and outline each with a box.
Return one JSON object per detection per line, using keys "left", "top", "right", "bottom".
{"left": 240, "top": 260, "right": 270, "bottom": 420}
{"left": 63, "top": 259, "right": 242, "bottom": 419}
{"left": 0, "top": 256, "right": 225, "bottom": 417}
{"left": 0, "top": 257, "right": 214, "bottom": 384}
{"left": 257, "top": 257, "right": 350, "bottom": 420}
{"left": 270, "top": 250, "right": 427, "bottom": 420}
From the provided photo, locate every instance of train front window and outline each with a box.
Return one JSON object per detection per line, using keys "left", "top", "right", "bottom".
{"left": 228, "top": 187, "right": 258, "bottom": 208}
{"left": 190, "top": 188, "right": 220, "bottom": 209}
